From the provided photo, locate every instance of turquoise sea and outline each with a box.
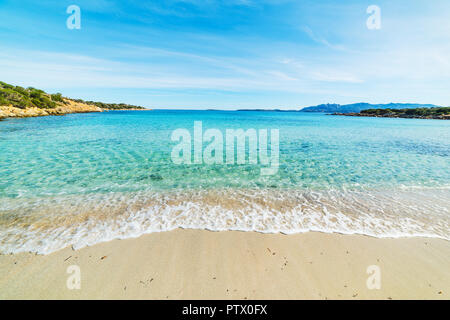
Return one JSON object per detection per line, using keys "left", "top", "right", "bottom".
{"left": 1, "top": 110, "right": 449, "bottom": 254}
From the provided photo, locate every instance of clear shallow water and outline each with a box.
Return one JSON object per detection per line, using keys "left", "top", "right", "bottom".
{"left": 0, "top": 110, "right": 449, "bottom": 253}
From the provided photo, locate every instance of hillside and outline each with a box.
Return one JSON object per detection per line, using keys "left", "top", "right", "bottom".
{"left": 333, "top": 107, "right": 450, "bottom": 120}
{"left": 0, "top": 81, "right": 147, "bottom": 119}
{"left": 300, "top": 103, "right": 442, "bottom": 113}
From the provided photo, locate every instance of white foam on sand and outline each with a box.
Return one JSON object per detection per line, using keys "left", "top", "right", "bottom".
{"left": 0, "top": 187, "right": 449, "bottom": 254}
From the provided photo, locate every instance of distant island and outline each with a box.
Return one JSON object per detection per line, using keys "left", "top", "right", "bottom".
{"left": 237, "top": 109, "right": 297, "bottom": 112}
{"left": 333, "top": 107, "right": 450, "bottom": 120}
{"left": 236, "top": 102, "right": 446, "bottom": 113}
{"left": 0, "top": 81, "right": 147, "bottom": 119}
{"left": 300, "top": 103, "right": 443, "bottom": 113}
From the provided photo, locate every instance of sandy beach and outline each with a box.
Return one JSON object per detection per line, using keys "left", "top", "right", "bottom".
{"left": 0, "top": 229, "right": 448, "bottom": 300}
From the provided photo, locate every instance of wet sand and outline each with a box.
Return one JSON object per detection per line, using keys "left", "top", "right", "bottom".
{"left": 0, "top": 229, "right": 449, "bottom": 299}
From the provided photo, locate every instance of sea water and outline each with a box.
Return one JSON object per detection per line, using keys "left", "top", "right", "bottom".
{"left": 0, "top": 110, "right": 449, "bottom": 254}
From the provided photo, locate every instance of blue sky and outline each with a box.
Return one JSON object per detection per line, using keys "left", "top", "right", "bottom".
{"left": 0, "top": 0, "right": 449, "bottom": 109}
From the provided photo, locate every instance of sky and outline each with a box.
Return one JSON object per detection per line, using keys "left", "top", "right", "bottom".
{"left": 0, "top": 0, "right": 449, "bottom": 109}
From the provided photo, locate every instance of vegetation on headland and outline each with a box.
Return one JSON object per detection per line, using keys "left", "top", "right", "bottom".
{"left": 71, "top": 99, "right": 146, "bottom": 110}
{"left": 0, "top": 81, "right": 60, "bottom": 110}
{"left": 333, "top": 107, "right": 450, "bottom": 120}
{"left": 0, "top": 81, "right": 147, "bottom": 119}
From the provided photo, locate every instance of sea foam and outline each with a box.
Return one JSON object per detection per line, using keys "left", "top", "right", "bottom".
{"left": 0, "top": 187, "right": 448, "bottom": 254}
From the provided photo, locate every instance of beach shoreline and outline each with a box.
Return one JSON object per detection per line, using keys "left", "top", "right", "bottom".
{"left": 1, "top": 229, "right": 449, "bottom": 300}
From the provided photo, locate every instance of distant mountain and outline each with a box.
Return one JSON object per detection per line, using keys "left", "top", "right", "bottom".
{"left": 300, "top": 103, "right": 442, "bottom": 113}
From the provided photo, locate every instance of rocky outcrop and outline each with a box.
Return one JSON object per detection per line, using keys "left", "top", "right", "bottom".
{"left": 0, "top": 99, "right": 102, "bottom": 119}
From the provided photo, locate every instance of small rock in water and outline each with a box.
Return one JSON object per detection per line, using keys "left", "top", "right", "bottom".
{"left": 149, "top": 174, "right": 163, "bottom": 181}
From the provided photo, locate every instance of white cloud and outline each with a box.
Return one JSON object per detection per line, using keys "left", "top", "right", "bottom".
{"left": 310, "top": 72, "right": 363, "bottom": 83}
{"left": 301, "top": 26, "right": 347, "bottom": 51}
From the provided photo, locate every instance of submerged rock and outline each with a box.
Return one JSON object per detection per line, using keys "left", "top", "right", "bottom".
{"left": 149, "top": 174, "right": 163, "bottom": 181}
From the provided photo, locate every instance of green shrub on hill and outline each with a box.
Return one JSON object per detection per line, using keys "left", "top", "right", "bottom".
{"left": 0, "top": 82, "right": 58, "bottom": 109}
{"left": 74, "top": 98, "right": 146, "bottom": 110}
{"left": 51, "top": 93, "right": 64, "bottom": 102}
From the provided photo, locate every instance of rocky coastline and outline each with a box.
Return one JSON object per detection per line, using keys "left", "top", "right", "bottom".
{"left": 332, "top": 112, "right": 450, "bottom": 120}
{"left": 0, "top": 99, "right": 103, "bottom": 119}
{"left": 331, "top": 107, "right": 450, "bottom": 120}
